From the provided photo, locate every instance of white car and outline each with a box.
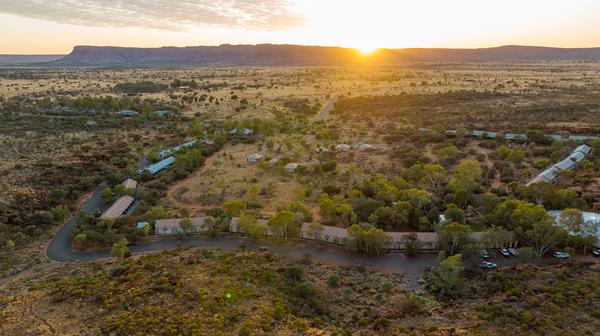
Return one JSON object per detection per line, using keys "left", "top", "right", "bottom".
{"left": 553, "top": 251, "right": 570, "bottom": 259}
{"left": 479, "top": 261, "right": 497, "bottom": 270}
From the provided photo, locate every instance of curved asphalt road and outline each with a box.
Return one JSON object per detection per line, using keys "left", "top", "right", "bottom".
{"left": 47, "top": 185, "right": 564, "bottom": 287}
{"left": 46, "top": 185, "right": 436, "bottom": 282}
{"left": 46, "top": 187, "right": 436, "bottom": 269}
{"left": 46, "top": 184, "right": 110, "bottom": 261}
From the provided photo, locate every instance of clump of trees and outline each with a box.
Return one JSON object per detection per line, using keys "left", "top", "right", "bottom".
{"left": 346, "top": 224, "right": 392, "bottom": 256}
{"left": 114, "top": 81, "right": 168, "bottom": 94}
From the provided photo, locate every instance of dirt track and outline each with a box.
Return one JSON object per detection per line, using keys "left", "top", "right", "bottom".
{"left": 166, "top": 150, "right": 222, "bottom": 215}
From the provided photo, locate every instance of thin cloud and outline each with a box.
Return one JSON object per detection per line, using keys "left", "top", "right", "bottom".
{"left": 0, "top": 0, "right": 306, "bottom": 31}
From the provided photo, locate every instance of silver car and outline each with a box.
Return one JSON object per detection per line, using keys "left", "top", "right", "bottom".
{"left": 553, "top": 251, "right": 569, "bottom": 259}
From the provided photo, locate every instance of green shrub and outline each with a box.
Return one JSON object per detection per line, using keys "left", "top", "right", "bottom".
{"left": 327, "top": 274, "right": 339, "bottom": 287}
{"left": 397, "top": 296, "right": 424, "bottom": 316}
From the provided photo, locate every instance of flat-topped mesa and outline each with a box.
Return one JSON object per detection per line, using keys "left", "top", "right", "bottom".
{"left": 45, "top": 44, "right": 600, "bottom": 67}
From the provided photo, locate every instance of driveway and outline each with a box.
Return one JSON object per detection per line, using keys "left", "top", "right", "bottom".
{"left": 317, "top": 95, "right": 338, "bottom": 121}
{"left": 46, "top": 184, "right": 109, "bottom": 262}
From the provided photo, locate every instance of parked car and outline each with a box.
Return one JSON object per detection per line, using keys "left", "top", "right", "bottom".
{"left": 480, "top": 261, "right": 497, "bottom": 270}
{"left": 499, "top": 248, "right": 511, "bottom": 257}
{"left": 591, "top": 249, "right": 600, "bottom": 257}
{"left": 480, "top": 250, "right": 491, "bottom": 259}
{"left": 508, "top": 248, "right": 519, "bottom": 256}
{"left": 554, "top": 251, "right": 570, "bottom": 259}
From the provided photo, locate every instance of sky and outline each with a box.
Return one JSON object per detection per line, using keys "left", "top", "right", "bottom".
{"left": 1, "top": 0, "right": 600, "bottom": 54}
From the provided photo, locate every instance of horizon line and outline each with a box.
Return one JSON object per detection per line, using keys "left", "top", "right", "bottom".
{"left": 4, "top": 43, "right": 600, "bottom": 56}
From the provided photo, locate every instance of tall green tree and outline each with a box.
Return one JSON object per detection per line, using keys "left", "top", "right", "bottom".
{"left": 268, "top": 210, "right": 296, "bottom": 242}
{"left": 449, "top": 160, "right": 482, "bottom": 193}
{"left": 480, "top": 226, "right": 514, "bottom": 248}
{"left": 111, "top": 238, "right": 129, "bottom": 260}
{"left": 223, "top": 200, "right": 246, "bottom": 217}
{"left": 425, "top": 253, "right": 466, "bottom": 300}
{"left": 402, "top": 232, "right": 423, "bottom": 258}
{"left": 101, "top": 188, "right": 114, "bottom": 202}
{"left": 437, "top": 222, "right": 473, "bottom": 255}
{"left": 179, "top": 218, "right": 193, "bottom": 235}
{"left": 307, "top": 222, "right": 325, "bottom": 243}
{"left": 525, "top": 220, "right": 564, "bottom": 257}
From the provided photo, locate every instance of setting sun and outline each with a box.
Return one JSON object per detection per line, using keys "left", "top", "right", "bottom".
{"left": 356, "top": 46, "right": 379, "bottom": 55}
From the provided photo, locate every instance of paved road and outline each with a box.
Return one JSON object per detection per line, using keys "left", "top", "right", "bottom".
{"left": 317, "top": 95, "right": 338, "bottom": 121}
{"left": 46, "top": 184, "right": 109, "bottom": 262}
{"left": 46, "top": 184, "right": 570, "bottom": 285}
{"left": 46, "top": 187, "right": 437, "bottom": 282}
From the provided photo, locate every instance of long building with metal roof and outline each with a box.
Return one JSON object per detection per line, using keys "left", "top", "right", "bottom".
{"left": 528, "top": 144, "right": 592, "bottom": 185}
{"left": 569, "top": 135, "right": 597, "bottom": 142}
{"left": 143, "top": 156, "right": 176, "bottom": 175}
{"left": 101, "top": 196, "right": 135, "bottom": 219}
{"left": 159, "top": 139, "right": 197, "bottom": 159}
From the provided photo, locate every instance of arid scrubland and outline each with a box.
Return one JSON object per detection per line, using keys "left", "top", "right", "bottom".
{"left": 1, "top": 62, "right": 600, "bottom": 335}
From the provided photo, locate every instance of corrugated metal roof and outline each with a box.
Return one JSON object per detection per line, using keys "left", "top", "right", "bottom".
{"left": 548, "top": 210, "right": 600, "bottom": 247}
{"left": 101, "top": 196, "right": 135, "bottom": 219}
{"left": 159, "top": 139, "right": 197, "bottom": 158}
{"left": 569, "top": 135, "right": 596, "bottom": 142}
{"left": 146, "top": 156, "right": 175, "bottom": 175}
{"left": 555, "top": 159, "right": 576, "bottom": 171}
{"left": 504, "top": 133, "right": 527, "bottom": 140}
{"left": 472, "top": 130, "right": 498, "bottom": 138}
{"left": 569, "top": 152, "right": 586, "bottom": 162}
{"left": 573, "top": 144, "right": 591, "bottom": 155}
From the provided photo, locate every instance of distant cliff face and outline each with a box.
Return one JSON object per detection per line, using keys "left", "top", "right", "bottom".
{"left": 0, "top": 54, "right": 64, "bottom": 65}
{"left": 50, "top": 44, "right": 365, "bottom": 66}
{"left": 47, "top": 44, "right": 600, "bottom": 67}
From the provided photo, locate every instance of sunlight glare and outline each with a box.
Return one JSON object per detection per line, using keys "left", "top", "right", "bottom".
{"left": 356, "top": 46, "right": 379, "bottom": 55}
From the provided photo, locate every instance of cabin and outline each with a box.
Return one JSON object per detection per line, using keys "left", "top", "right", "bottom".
{"left": 121, "top": 178, "right": 138, "bottom": 189}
